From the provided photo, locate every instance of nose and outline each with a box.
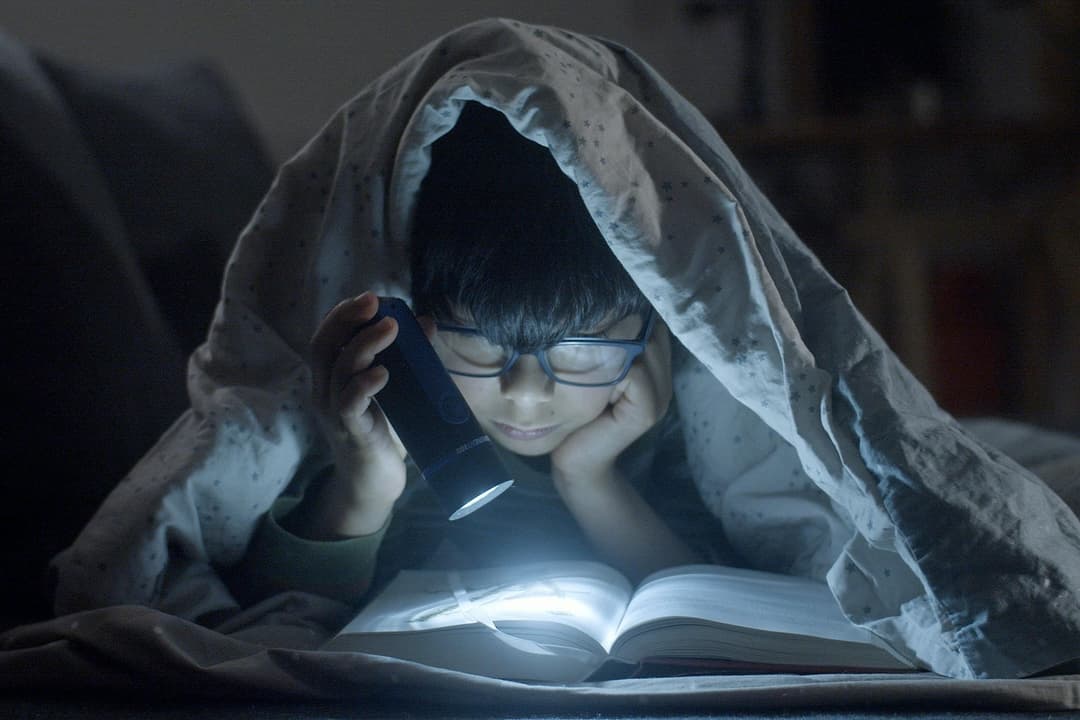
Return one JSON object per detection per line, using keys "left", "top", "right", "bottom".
{"left": 499, "top": 354, "right": 554, "bottom": 405}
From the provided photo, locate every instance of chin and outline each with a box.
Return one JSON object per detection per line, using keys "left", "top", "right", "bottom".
{"left": 502, "top": 440, "right": 557, "bottom": 457}
{"left": 489, "top": 434, "right": 561, "bottom": 457}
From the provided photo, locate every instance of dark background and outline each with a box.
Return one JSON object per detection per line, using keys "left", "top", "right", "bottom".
{"left": 6, "top": 0, "right": 1077, "bottom": 426}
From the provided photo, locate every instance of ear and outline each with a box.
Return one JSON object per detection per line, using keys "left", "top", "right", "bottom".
{"left": 415, "top": 314, "right": 437, "bottom": 342}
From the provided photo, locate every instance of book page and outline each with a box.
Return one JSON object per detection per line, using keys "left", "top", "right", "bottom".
{"left": 616, "top": 564, "right": 878, "bottom": 645}
{"left": 336, "top": 560, "right": 633, "bottom": 649}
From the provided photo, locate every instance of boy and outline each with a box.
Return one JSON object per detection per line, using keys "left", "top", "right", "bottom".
{"left": 230, "top": 103, "right": 720, "bottom": 605}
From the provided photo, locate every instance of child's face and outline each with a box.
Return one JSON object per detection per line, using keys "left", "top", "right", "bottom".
{"left": 434, "top": 313, "right": 645, "bottom": 457}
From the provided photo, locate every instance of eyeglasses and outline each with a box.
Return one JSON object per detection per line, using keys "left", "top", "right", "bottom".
{"left": 433, "top": 308, "right": 656, "bottom": 387}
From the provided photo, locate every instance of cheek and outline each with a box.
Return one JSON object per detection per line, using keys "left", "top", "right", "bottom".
{"left": 565, "top": 386, "right": 616, "bottom": 420}
{"left": 450, "top": 375, "right": 492, "bottom": 414}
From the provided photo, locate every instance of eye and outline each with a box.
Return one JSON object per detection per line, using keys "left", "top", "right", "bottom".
{"left": 547, "top": 344, "right": 628, "bottom": 374}
{"left": 437, "top": 332, "right": 506, "bottom": 368}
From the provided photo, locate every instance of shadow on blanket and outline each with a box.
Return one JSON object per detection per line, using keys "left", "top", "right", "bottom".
{"left": 0, "top": 30, "right": 273, "bottom": 629}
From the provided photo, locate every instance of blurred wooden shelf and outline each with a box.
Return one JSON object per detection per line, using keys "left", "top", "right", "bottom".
{"left": 719, "top": 117, "right": 1079, "bottom": 149}
{"left": 711, "top": 115, "right": 1079, "bottom": 429}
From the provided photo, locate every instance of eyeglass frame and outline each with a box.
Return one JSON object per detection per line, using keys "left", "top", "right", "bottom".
{"left": 433, "top": 307, "right": 657, "bottom": 387}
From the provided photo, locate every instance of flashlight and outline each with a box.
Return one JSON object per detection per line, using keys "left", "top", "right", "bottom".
{"left": 366, "top": 297, "right": 513, "bottom": 520}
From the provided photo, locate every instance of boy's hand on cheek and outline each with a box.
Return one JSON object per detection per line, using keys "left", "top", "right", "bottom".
{"left": 551, "top": 320, "right": 672, "bottom": 484}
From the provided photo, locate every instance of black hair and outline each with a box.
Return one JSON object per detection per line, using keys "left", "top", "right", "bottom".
{"left": 409, "top": 102, "right": 648, "bottom": 353}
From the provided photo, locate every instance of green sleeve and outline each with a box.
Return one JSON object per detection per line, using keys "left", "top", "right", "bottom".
{"left": 227, "top": 496, "right": 390, "bottom": 606}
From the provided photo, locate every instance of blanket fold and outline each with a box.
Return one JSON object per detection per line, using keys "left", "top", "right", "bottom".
{"left": 3, "top": 604, "right": 1080, "bottom": 710}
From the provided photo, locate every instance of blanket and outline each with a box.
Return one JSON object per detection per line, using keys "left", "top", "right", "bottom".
{"left": 2, "top": 602, "right": 1080, "bottom": 713}
{"left": 25, "top": 17, "right": 1080, "bottom": 692}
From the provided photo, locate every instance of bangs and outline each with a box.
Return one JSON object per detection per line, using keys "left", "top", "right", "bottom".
{"left": 421, "top": 229, "right": 646, "bottom": 352}
{"left": 409, "top": 101, "right": 647, "bottom": 350}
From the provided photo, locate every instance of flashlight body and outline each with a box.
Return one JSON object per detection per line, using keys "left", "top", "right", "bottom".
{"left": 366, "top": 297, "right": 513, "bottom": 520}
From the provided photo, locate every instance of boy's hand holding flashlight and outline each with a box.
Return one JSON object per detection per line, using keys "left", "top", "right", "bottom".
{"left": 298, "top": 292, "right": 408, "bottom": 538}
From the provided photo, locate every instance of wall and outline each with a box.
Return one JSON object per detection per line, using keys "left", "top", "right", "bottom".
{"left": 2, "top": 0, "right": 747, "bottom": 160}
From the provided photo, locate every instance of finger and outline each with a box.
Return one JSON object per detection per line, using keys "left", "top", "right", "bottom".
{"left": 330, "top": 316, "right": 398, "bottom": 407}
{"left": 613, "top": 317, "right": 670, "bottom": 402}
{"left": 337, "top": 364, "right": 391, "bottom": 437}
{"left": 615, "top": 347, "right": 670, "bottom": 426}
{"left": 606, "top": 363, "right": 658, "bottom": 436}
{"left": 641, "top": 319, "right": 673, "bottom": 410}
{"left": 617, "top": 362, "right": 651, "bottom": 408}
{"left": 339, "top": 369, "right": 407, "bottom": 461}
{"left": 311, "top": 292, "right": 379, "bottom": 408}
{"left": 384, "top": 417, "right": 407, "bottom": 460}
{"left": 610, "top": 370, "right": 633, "bottom": 405}
{"left": 645, "top": 317, "right": 671, "bottom": 367}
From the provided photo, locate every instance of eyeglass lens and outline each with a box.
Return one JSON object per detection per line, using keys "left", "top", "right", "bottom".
{"left": 434, "top": 332, "right": 632, "bottom": 384}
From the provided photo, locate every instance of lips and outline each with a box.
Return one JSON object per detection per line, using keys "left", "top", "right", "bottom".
{"left": 491, "top": 421, "right": 560, "bottom": 441}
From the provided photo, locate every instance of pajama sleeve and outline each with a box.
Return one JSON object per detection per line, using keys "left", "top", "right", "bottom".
{"left": 227, "top": 496, "right": 390, "bottom": 606}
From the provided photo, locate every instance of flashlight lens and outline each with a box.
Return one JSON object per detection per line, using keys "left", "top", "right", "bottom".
{"left": 448, "top": 480, "right": 515, "bottom": 521}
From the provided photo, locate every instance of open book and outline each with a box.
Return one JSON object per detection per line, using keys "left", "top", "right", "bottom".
{"left": 322, "top": 561, "right": 916, "bottom": 682}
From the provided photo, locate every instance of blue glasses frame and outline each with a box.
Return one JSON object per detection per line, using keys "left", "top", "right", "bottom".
{"left": 434, "top": 307, "right": 656, "bottom": 387}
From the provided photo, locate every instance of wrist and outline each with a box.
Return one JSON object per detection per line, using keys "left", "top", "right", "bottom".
{"left": 552, "top": 461, "right": 620, "bottom": 495}
{"left": 283, "top": 467, "right": 399, "bottom": 539}
{"left": 333, "top": 461, "right": 405, "bottom": 505}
